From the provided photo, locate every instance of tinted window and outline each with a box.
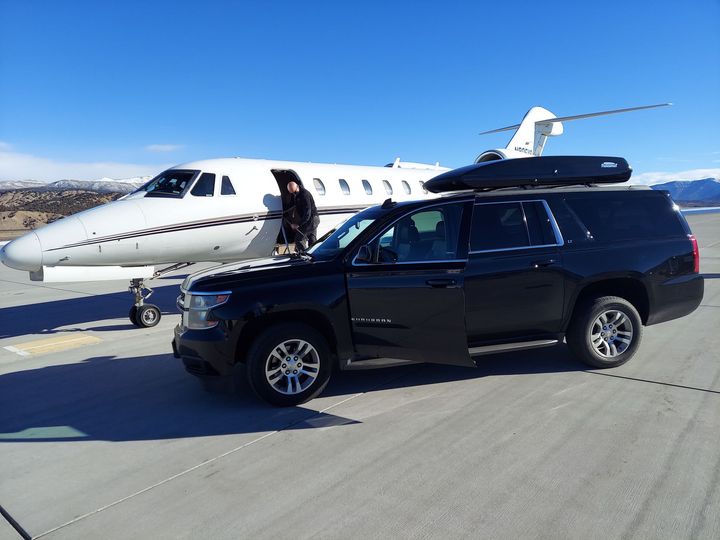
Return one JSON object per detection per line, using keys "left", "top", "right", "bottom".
{"left": 565, "top": 194, "right": 685, "bottom": 241}
{"left": 313, "top": 178, "right": 326, "bottom": 195}
{"left": 383, "top": 180, "right": 393, "bottom": 195}
{"left": 370, "top": 204, "right": 465, "bottom": 262}
{"left": 137, "top": 169, "right": 197, "bottom": 196}
{"left": 362, "top": 179, "right": 373, "bottom": 195}
{"left": 470, "top": 202, "right": 529, "bottom": 252}
{"left": 524, "top": 201, "right": 557, "bottom": 245}
{"left": 221, "top": 176, "right": 236, "bottom": 195}
{"left": 191, "top": 173, "right": 216, "bottom": 197}
{"left": 401, "top": 180, "right": 411, "bottom": 194}
{"left": 339, "top": 179, "right": 350, "bottom": 195}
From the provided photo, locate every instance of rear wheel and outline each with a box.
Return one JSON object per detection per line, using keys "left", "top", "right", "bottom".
{"left": 567, "top": 296, "right": 643, "bottom": 368}
{"left": 245, "top": 323, "right": 332, "bottom": 406}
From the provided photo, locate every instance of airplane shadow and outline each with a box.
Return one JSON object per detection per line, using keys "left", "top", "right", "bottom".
{"left": 0, "top": 282, "right": 182, "bottom": 339}
{"left": 0, "top": 346, "right": 584, "bottom": 443}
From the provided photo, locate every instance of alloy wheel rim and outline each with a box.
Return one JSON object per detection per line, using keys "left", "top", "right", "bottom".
{"left": 589, "top": 309, "right": 633, "bottom": 358}
{"left": 265, "top": 339, "right": 320, "bottom": 395}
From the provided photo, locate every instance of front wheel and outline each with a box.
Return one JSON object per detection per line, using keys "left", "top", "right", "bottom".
{"left": 245, "top": 323, "right": 332, "bottom": 406}
{"left": 567, "top": 296, "right": 643, "bottom": 368}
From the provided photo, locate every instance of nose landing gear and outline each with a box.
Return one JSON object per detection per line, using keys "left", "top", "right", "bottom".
{"left": 129, "top": 278, "right": 160, "bottom": 328}
{"left": 128, "top": 262, "right": 195, "bottom": 328}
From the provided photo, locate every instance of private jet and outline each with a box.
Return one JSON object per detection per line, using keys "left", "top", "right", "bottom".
{"left": 0, "top": 104, "right": 670, "bottom": 326}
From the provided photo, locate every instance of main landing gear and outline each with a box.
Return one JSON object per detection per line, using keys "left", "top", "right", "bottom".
{"left": 128, "top": 262, "right": 194, "bottom": 328}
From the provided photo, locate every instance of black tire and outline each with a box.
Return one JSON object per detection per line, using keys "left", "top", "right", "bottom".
{"left": 129, "top": 306, "right": 139, "bottom": 326}
{"left": 245, "top": 323, "right": 332, "bottom": 406}
{"left": 136, "top": 304, "right": 161, "bottom": 328}
{"left": 567, "top": 295, "right": 643, "bottom": 368}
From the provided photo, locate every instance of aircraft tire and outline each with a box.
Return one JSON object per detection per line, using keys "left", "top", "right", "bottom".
{"left": 136, "top": 304, "right": 161, "bottom": 328}
{"left": 129, "top": 306, "right": 139, "bottom": 326}
{"left": 245, "top": 323, "right": 332, "bottom": 407}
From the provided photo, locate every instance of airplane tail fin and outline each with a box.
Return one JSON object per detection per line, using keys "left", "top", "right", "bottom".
{"left": 479, "top": 103, "right": 672, "bottom": 158}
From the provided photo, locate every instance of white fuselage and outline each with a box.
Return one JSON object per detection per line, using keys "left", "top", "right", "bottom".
{"left": 1, "top": 157, "right": 445, "bottom": 278}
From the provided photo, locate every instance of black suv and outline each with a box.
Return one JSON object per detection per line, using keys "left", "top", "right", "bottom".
{"left": 173, "top": 157, "right": 703, "bottom": 406}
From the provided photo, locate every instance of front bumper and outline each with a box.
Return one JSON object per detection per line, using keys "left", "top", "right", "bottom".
{"left": 173, "top": 324, "right": 236, "bottom": 378}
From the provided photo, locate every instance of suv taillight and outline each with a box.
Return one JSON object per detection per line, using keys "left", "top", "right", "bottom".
{"left": 689, "top": 234, "right": 699, "bottom": 273}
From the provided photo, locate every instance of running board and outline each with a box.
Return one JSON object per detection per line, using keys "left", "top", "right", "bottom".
{"left": 468, "top": 339, "right": 559, "bottom": 356}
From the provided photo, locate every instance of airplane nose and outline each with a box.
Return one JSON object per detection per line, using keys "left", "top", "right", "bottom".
{"left": 0, "top": 232, "right": 43, "bottom": 271}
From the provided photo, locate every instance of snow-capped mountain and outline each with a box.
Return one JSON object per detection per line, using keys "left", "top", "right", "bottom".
{"left": 0, "top": 176, "right": 150, "bottom": 193}
{"left": 650, "top": 178, "right": 720, "bottom": 203}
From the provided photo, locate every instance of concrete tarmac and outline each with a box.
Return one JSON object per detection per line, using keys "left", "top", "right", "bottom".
{"left": 1, "top": 214, "right": 719, "bottom": 539}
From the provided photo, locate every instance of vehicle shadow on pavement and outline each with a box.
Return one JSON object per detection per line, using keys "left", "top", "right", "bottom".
{"left": 0, "top": 283, "right": 182, "bottom": 339}
{"left": 322, "top": 344, "right": 586, "bottom": 398}
{"left": 0, "top": 346, "right": 583, "bottom": 443}
{"left": 0, "top": 353, "right": 359, "bottom": 443}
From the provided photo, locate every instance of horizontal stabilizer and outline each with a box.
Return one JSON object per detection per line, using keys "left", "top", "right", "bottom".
{"left": 425, "top": 156, "right": 632, "bottom": 193}
{"left": 479, "top": 103, "right": 671, "bottom": 135}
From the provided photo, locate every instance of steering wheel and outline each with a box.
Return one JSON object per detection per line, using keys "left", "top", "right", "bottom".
{"left": 379, "top": 246, "right": 398, "bottom": 263}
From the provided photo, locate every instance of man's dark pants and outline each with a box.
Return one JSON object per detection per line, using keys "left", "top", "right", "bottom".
{"left": 294, "top": 215, "right": 320, "bottom": 252}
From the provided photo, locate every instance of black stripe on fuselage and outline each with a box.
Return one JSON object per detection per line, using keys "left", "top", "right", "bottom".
{"left": 45, "top": 205, "right": 366, "bottom": 251}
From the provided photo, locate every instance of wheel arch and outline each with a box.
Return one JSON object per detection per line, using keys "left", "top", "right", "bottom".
{"left": 234, "top": 310, "right": 339, "bottom": 366}
{"left": 567, "top": 277, "right": 650, "bottom": 327}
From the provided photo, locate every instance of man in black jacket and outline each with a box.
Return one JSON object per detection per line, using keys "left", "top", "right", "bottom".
{"left": 287, "top": 181, "right": 320, "bottom": 252}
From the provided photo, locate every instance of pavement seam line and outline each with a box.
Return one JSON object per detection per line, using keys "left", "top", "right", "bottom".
{"left": 33, "top": 392, "right": 365, "bottom": 539}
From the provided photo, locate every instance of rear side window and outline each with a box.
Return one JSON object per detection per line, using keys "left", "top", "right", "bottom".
{"left": 471, "top": 203, "right": 528, "bottom": 251}
{"left": 191, "top": 173, "right": 216, "bottom": 197}
{"left": 221, "top": 176, "right": 236, "bottom": 195}
{"left": 565, "top": 194, "right": 685, "bottom": 241}
{"left": 524, "top": 201, "right": 557, "bottom": 245}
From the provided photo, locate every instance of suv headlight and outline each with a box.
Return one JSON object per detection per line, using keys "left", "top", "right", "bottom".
{"left": 180, "top": 291, "right": 231, "bottom": 329}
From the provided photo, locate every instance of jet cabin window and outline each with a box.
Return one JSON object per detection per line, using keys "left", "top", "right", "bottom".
{"left": 313, "top": 178, "right": 326, "bottom": 195}
{"left": 382, "top": 180, "right": 393, "bottom": 195}
{"left": 137, "top": 169, "right": 198, "bottom": 197}
{"left": 191, "top": 173, "right": 216, "bottom": 197}
{"left": 368, "top": 204, "right": 465, "bottom": 263}
{"left": 362, "top": 179, "right": 373, "bottom": 195}
{"left": 419, "top": 181, "right": 428, "bottom": 194}
{"left": 221, "top": 176, "right": 236, "bottom": 195}
{"left": 401, "top": 180, "right": 411, "bottom": 194}
{"left": 339, "top": 179, "right": 351, "bottom": 195}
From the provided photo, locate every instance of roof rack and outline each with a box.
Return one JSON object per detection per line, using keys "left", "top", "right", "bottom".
{"left": 424, "top": 156, "right": 632, "bottom": 193}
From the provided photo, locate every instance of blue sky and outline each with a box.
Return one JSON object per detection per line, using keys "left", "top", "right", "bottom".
{"left": 0, "top": 0, "right": 718, "bottom": 181}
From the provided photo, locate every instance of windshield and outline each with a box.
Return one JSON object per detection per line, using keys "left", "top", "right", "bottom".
{"left": 308, "top": 207, "right": 385, "bottom": 260}
{"left": 135, "top": 169, "right": 199, "bottom": 197}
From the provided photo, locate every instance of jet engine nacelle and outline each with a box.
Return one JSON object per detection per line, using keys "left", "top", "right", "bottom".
{"left": 475, "top": 148, "right": 531, "bottom": 163}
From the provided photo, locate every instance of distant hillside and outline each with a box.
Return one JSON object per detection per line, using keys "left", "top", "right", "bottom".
{"left": 0, "top": 189, "right": 123, "bottom": 240}
{"left": 650, "top": 178, "right": 720, "bottom": 206}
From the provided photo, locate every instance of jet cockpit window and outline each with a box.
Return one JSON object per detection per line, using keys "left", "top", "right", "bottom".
{"left": 362, "top": 179, "right": 373, "bottom": 195}
{"left": 339, "top": 179, "right": 351, "bottom": 195}
{"left": 382, "top": 180, "right": 393, "bottom": 195}
{"left": 313, "top": 178, "right": 326, "bottom": 195}
{"left": 136, "top": 169, "right": 198, "bottom": 197}
{"left": 221, "top": 176, "right": 236, "bottom": 195}
{"left": 191, "top": 173, "right": 216, "bottom": 197}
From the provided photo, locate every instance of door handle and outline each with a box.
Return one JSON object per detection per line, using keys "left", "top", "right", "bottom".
{"left": 530, "top": 259, "right": 557, "bottom": 269}
{"left": 426, "top": 279, "right": 457, "bottom": 288}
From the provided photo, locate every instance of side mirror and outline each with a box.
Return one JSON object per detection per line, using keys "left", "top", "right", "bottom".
{"left": 354, "top": 245, "right": 373, "bottom": 264}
